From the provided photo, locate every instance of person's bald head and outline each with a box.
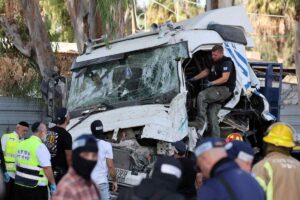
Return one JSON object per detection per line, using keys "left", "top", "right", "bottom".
{"left": 16, "top": 121, "right": 29, "bottom": 138}
{"left": 194, "top": 138, "right": 226, "bottom": 178}
{"left": 197, "top": 148, "right": 227, "bottom": 178}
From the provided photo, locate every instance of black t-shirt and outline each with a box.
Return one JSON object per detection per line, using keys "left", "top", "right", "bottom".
{"left": 208, "top": 56, "right": 236, "bottom": 92}
{"left": 46, "top": 126, "right": 72, "bottom": 170}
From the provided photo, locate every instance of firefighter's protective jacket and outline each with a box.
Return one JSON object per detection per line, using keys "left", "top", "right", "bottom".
{"left": 253, "top": 151, "right": 300, "bottom": 200}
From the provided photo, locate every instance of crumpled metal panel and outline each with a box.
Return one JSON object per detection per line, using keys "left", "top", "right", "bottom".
{"left": 141, "top": 93, "right": 188, "bottom": 142}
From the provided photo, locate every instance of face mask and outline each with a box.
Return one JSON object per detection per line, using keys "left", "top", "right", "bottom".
{"left": 94, "top": 133, "right": 105, "bottom": 140}
{"left": 40, "top": 131, "right": 47, "bottom": 142}
{"left": 73, "top": 153, "right": 97, "bottom": 181}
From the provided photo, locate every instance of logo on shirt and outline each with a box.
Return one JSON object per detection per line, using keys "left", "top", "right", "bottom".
{"left": 46, "top": 131, "right": 58, "bottom": 157}
{"left": 223, "top": 66, "right": 228, "bottom": 71}
{"left": 16, "top": 150, "right": 31, "bottom": 161}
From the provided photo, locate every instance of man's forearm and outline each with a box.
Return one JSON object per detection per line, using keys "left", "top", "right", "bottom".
{"left": 43, "top": 166, "right": 56, "bottom": 184}
{"left": 65, "top": 150, "right": 72, "bottom": 167}
{"left": 194, "top": 69, "right": 209, "bottom": 80}
{"left": 109, "top": 168, "right": 117, "bottom": 182}
{"left": 212, "top": 72, "right": 230, "bottom": 86}
{"left": 212, "top": 77, "right": 227, "bottom": 85}
{"left": 107, "top": 159, "right": 117, "bottom": 182}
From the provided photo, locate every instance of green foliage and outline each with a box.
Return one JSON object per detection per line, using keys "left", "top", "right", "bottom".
{"left": 96, "top": 0, "right": 131, "bottom": 38}
{"left": 0, "top": 0, "right": 4, "bottom": 14}
{"left": 0, "top": 5, "right": 41, "bottom": 97}
{"left": 39, "top": 0, "right": 74, "bottom": 42}
{"left": 146, "top": 0, "right": 204, "bottom": 26}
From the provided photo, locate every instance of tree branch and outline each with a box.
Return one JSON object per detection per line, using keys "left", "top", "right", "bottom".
{"left": 0, "top": 16, "right": 32, "bottom": 57}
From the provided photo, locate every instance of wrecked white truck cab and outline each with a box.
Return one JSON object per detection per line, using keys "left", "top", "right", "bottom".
{"left": 67, "top": 6, "right": 273, "bottom": 186}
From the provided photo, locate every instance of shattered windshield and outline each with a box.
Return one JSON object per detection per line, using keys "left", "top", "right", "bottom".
{"left": 68, "top": 42, "right": 188, "bottom": 111}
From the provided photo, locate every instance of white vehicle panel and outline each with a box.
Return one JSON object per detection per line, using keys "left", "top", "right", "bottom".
{"left": 175, "top": 6, "right": 253, "bottom": 33}
{"left": 68, "top": 94, "right": 188, "bottom": 142}
{"left": 76, "top": 34, "right": 170, "bottom": 63}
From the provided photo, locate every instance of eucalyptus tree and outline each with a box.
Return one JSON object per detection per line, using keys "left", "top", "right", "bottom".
{"left": 294, "top": 0, "right": 300, "bottom": 100}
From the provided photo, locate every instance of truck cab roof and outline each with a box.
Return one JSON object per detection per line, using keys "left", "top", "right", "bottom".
{"left": 72, "top": 6, "right": 253, "bottom": 70}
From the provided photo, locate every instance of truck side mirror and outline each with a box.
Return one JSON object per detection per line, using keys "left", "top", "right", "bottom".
{"left": 41, "top": 73, "right": 67, "bottom": 121}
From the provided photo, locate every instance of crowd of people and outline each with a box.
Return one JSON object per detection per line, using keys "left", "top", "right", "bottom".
{"left": 0, "top": 108, "right": 117, "bottom": 200}
{"left": 0, "top": 105, "right": 299, "bottom": 200}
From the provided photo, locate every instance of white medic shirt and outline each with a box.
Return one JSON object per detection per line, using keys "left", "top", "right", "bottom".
{"left": 92, "top": 140, "right": 113, "bottom": 185}
{"left": 36, "top": 141, "right": 52, "bottom": 186}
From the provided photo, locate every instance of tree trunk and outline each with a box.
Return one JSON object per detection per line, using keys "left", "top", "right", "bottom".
{"left": 19, "top": 0, "right": 56, "bottom": 77}
{"left": 66, "top": 0, "right": 102, "bottom": 54}
{"left": 131, "top": 0, "right": 137, "bottom": 34}
{"left": 206, "top": 0, "right": 218, "bottom": 11}
{"left": 206, "top": 0, "right": 233, "bottom": 11}
{"left": 0, "top": 17, "right": 32, "bottom": 57}
{"left": 88, "top": 0, "right": 102, "bottom": 40}
{"left": 115, "top": 1, "right": 126, "bottom": 38}
{"left": 66, "top": 0, "right": 88, "bottom": 54}
{"left": 5, "top": 0, "right": 20, "bottom": 19}
{"left": 295, "top": 1, "right": 300, "bottom": 102}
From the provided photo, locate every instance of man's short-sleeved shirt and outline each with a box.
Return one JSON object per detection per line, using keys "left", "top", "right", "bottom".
{"left": 46, "top": 126, "right": 72, "bottom": 170}
{"left": 36, "top": 143, "right": 51, "bottom": 186}
{"left": 92, "top": 140, "right": 113, "bottom": 185}
{"left": 208, "top": 56, "right": 236, "bottom": 92}
{"left": 36, "top": 143, "right": 51, "bottom": 167}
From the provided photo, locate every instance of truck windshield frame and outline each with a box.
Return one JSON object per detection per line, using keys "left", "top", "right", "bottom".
{"left": 67, "top": 42, "right": 189, "bottom": 111}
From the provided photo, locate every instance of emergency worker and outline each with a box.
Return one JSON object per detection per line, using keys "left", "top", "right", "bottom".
{"left": 225, "top": 140, "right": 254, "bottom": 173}
{"left": 13, "top": 122, "right": 56, "bottom": 200}
{"left": 173, "top": 141, "right": 197, "bottom": 199}
{"left": 117, "top": 156, "right": 185, "bottom": 200}
{"left": 195, "top": 138, "right": 264, "bottom": 200}
{"left": 189, "top": 45, "right": 236, "bottom": 137}
{"left": 1, "top": 121, "right": 29, "bottom": 200}
{"left": 225, "top": 132, "right": 243, "bottom": 143}
{"left": 253, "top": 122, "right": 300, "bottom": 200}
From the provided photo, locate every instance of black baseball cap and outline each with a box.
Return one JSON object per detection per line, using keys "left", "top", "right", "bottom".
{"left": 90, "top": 120, "right": 104, "bottom": 139}
{"left": 174, "top": 141, "right": 187, "bottom": 155}
{"left": 55, "top": 108, "right": 68, "bottom": 125}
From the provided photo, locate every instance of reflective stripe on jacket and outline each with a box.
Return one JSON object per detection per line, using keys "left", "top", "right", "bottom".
{"left": 2, "top": 133, "right": 19, "bottom": 172}
{"left": 253, "top": 151, "right": 300, "bottom": 200}
{"left": 15, "top": 136, "right": 48, "bottom": 188}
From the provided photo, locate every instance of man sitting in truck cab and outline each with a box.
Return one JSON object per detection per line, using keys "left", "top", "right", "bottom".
{"left": 188, "top": 45, "right": 236, "bottom": 137}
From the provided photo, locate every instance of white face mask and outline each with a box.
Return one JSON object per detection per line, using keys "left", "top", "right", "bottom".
{"left": 41, "top": 132, "right": 47, "bottom": 142}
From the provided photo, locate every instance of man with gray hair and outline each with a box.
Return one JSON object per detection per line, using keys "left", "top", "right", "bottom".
{"left": 1, "top": 121, "right": 29, "bottom": 200}
{"left": 14, "top": 122, "right": 56, "bottom": 200}
{"left": 195, "top": 138, "right": 264, "bottom": 200}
